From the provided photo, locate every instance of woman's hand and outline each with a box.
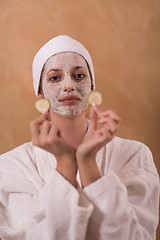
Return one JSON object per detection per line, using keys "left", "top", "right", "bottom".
{"left": 76, "top": 105, "right": 121, "bottom": 187}
{"left": 30, "top": 112, "right": 76, "bottom": 158}
{"left": 76, "top": 105, "right": 121, "bottom": 161}
{"left": 30, "top": 112, "right": 77, "bottom": 187}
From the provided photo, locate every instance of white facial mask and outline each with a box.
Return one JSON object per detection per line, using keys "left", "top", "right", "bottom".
{"left": 42, "top": 52, "right": 92, "bottom": 117}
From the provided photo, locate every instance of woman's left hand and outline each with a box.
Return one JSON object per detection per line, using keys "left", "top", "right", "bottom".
{"left": 76, "top": 105, "right": 121, "bottom": 187}
{"left": 76, "top": 105, "right": 121, "bottom": 162}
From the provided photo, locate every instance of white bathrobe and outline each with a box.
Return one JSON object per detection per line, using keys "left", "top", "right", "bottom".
{"left": 0, "top": 136, "right": 159, "bottom": 240}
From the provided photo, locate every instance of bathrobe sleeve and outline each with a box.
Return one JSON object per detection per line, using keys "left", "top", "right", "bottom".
{"left": 0, "top": 144, "right": 93, "bottom": 240}
{"left": 83, "top": 140, "right": 159, "bottom": 240}
{"left": 27, "top": 170, "right": 93, "bottom": 240}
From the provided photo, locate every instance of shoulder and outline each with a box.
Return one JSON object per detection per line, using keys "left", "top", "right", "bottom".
{"left": 108, "top": 136, "right": 152, "bottom": 158}
{"left": 0, "top": 142, "right": 56, "bottom": 193}
{"left": 0, "top": 142, "right": 54, "bottom": 179}
{"left": 106, "top": 136, "right": 158, "bottom": 175}
{"left": 0, "top": 142, "right": 37, "bottom": 178}
{"left": 0, "top": 141, "right": 53, "bottom": 163}
{"left": 0, "top": 142, "right": 56, "bottom": 181}
{"left": 111, "top": 136, "right": 148, "bottom": 148}
{"left": 0, "top": 142, "right": 36, "bottom": 164}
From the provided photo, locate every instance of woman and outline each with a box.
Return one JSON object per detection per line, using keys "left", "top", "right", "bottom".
{"left": 0, "top": 35, "right": 159, "bottom": 240}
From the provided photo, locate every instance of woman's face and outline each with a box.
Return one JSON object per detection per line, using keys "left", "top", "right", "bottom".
{"left": 41, "top": 52, "right": 92, "bottom": 117}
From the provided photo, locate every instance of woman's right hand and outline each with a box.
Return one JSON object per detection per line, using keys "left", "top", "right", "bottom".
{"left": 30, "top": 112, "right": 75, "bottom": 158}
{"left": 30, "top": 112, "right": 77, "bottom": 187}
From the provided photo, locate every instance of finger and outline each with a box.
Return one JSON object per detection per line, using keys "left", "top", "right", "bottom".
{"left": 98, "top": 117, "right": 110, "bottom": 124}
{"left": 99, "top": 116, "right": 119, "bottom": 133}
{"left": 41, "top": 120, "right": 51, "bottom": 137}
{"left": 106, "top": 118, "right": 119, "bottom": 134}
{"left": 89, "top": 106, "right": 98, "bottom": 131}
{"left": 102, "top": 110, "right": 121, "bottom": 123}
{"left": 43, "top": 111, "right": 51, "bottom": 121}
{"left": 92, "top": 104, "right": 103, "bottom": 118}
{"left": 97, "top": 127, "right": 113, "bottom": 142}
{"left": 30, "top": 114, "right": 47, "bottom": 138}
{"left": 98, "top": 116, "right": 120, "bottom": 126}
{"left": 49, "top": 123, "right": 59, "bottom": 138}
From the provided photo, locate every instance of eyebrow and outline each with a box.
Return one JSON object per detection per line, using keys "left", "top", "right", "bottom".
{"left": 74, "top": 66, "right": 86, "bottom": 70}
{"left": 47, "top": 66, "right": 86, "bottom": 74}
{"left": 47, "top": 69, "right": 62, "bottom": 74}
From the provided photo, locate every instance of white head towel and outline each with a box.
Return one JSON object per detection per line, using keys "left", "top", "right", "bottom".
{"left": 32, "top": 35, "right": 95, "bottom": 96}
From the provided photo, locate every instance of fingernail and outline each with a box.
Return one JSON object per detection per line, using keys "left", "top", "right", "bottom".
{"left": 92, "top": 102, "right": 97, "bottom": 107}
{"left": 98, "top": 119, "right": 103, "bottom": 123}
{"left": 98, "top": 119, "right": 105, "bottom": 123}
{"left": 42, "top": 110, "right": 48, "bottom": 115}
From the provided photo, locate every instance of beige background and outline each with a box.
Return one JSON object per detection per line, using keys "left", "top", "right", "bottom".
{"left": 0, "top": 0, "right": 159, "bottom": 238}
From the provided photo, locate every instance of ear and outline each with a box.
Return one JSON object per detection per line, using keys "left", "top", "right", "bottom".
{"left": 38, "top": 92, "right": 44, "bottom": 99}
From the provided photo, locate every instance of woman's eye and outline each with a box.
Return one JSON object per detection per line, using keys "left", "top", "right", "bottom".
{"left": 49, "top": 76, "right": 59, "bottom": 82}
{"left": 75, "top": 74, "right": 86, "bottom": 80}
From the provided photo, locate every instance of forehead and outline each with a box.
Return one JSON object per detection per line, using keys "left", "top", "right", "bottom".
{"left": 44, "top": 52, "right": 88, "bottom": 70}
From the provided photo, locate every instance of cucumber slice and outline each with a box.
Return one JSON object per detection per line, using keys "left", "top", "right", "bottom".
{"left": 35, "top": 98, "right": 50, "bottom": 114}
{"left": 88, "top": 91, "right": 102, "bottom": 106}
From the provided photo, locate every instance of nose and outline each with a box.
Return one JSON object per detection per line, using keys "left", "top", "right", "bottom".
{"left": 63, "top": 75, "right": 75, "bottom": 92}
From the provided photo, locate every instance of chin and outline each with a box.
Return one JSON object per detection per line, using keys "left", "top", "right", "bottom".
{"left": 51, "top": 103, "right": 88, "bottom": 117}
{"left": 53, "top": 108, "right": 84, "bottom": 117}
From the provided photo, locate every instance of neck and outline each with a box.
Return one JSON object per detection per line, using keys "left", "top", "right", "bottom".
{"left": 50, "top": 111, "right": 88, "bottom": 148}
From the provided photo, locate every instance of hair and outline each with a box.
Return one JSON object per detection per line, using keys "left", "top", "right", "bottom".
{"left": 38, "top": 64, "right": 45, "bottom": 95}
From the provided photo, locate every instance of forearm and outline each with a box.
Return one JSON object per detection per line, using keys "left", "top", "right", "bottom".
{"left": 56, "top": 156, "right": 78, "bottom": 187}
{"left": 77, "top": 157, "right": 101, "bottom": 188}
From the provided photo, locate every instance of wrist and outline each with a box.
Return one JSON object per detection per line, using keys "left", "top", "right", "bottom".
{"left": 77, "top": 159, "right": 101, "bottom": 188}
{"left": 56, "top": 154, "right": 75, "bottom": 162}
{"left": 76, "top": 152, "right": 96, "bottom": 163}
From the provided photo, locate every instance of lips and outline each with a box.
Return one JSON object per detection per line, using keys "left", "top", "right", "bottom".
{"left": 59, "top": 95, "right": 80, "bottom": 101}
{"left": 59, "top": 95, "right": 80, "bottom": 104}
